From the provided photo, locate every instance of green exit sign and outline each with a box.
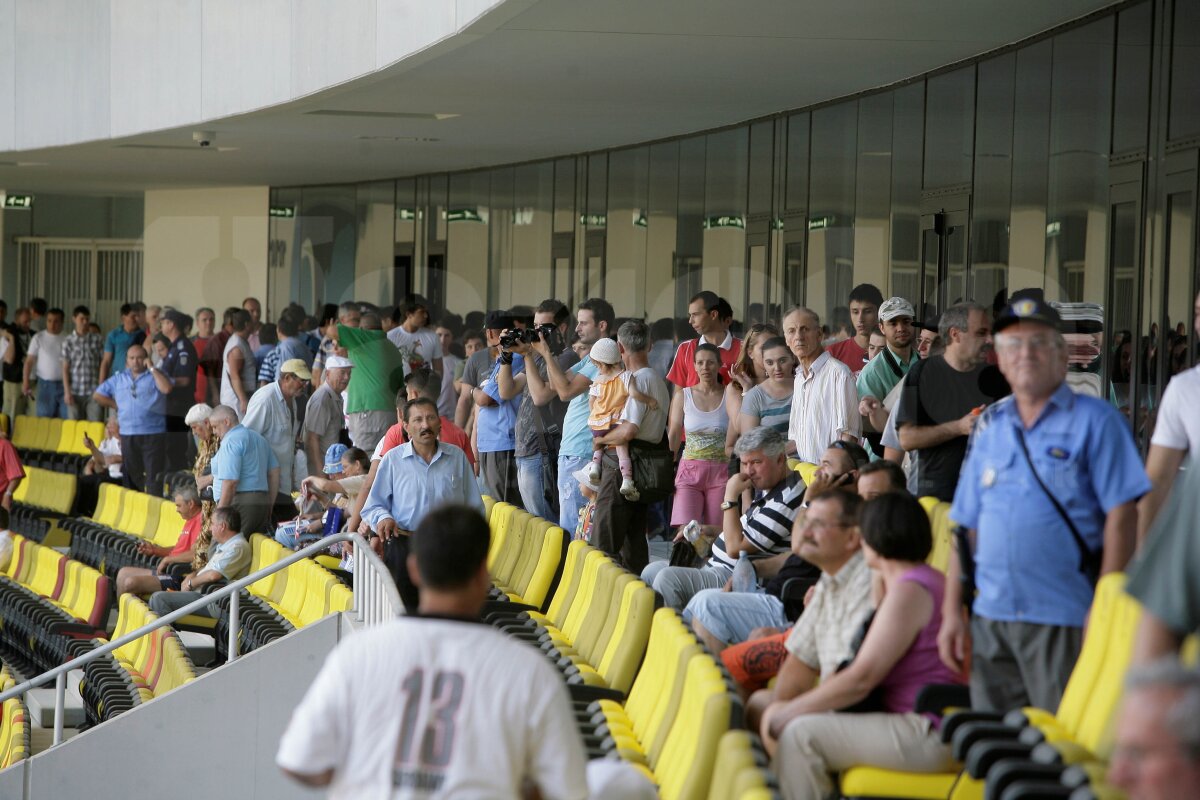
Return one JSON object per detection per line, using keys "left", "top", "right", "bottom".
{"left": 269, "top": 206, "right": 295, "bottom": 218}
{"left": 3, "top": 194, "right": 33, "bottom": 210}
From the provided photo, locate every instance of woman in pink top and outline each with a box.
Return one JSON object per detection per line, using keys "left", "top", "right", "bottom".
{"left": 761, "top": 492, "right": 963, "bottom": 800}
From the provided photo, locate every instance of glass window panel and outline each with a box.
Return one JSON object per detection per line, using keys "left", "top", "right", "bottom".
{"left": 748, "top": 121, "right": 774, "bottom": 216}
{"left": 607, "top": 147, "right": 649, "bottom": 316}
{"left": 972, "top": 53, "right": 1015, "bottom": 308}
{"left": 1170, "top": 0, "right": 1200, "bottom": 141}
{"left": 553, "top": 158, "right": 576, "bottom": 233}
{"left": 646, "top": 141, "right": 680, "bottom": 321}
{"left": 1046, "top": 18, "right": 1114, "bottom": 308}
{"left": 354, "top": 181, "right": 395, "bottom": 306}
{"left": 923, "top": 67, "right": 976, "bottom": 188}
{"left": 511, "top": 162, "right": 554, "bottom": 308}
{"left": 295, "top": 185, "right": 356, "bottom": 311}
{"left": 1010, "top": 40, "right": 1052, "bottom": 294}
{"left": 1165, "top": 190, "right": 1195, "bottom": 377}
{"left": 586, "top": 154, "right": 608, "bottom": 227}
{"left": 891, "top": 83, "right": 924, "bottom": 304}
{"left": 1110, "top": 199, "right": 1139, "bottom": 418}
{"left": 855, "top": 92, "right": 893, "bottom": 300}
{"left": 446, "top": 171, "right": 490, "bottom": 316}
{"left": 489, "top": 167, "right": 514, "bottom": 310}
{"left": 676, "top": 136, "right": 706, "bottom": 315}
{"left": 704, "top": 128, "right": 748, "bottom": 318}
{"left": 785, "top": 112, "right": 810, "bottom": 213}
{"left": 808, "top": 103, "right": 857, "bottom": 322}
{"left": 395, "top": 179, "right": 416, "bottom": 245}
{"left": 267, "top": 187, "right": 301, "bottom": 318}
{"left": 1113, "top": 2, "right": 1152, "bottom": 154}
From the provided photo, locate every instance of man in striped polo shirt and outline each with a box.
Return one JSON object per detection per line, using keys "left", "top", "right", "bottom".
{"left": 641, "top": 426, "right": 805, "bottom": 610}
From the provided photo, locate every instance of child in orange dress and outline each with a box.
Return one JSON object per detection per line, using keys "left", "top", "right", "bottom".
{"left": 585, "top": 338, "right": 658, "bottom": 500}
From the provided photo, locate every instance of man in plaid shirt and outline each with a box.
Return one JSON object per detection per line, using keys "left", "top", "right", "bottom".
{"left": 62, "top": 305, "right": 104, "bottom": 422}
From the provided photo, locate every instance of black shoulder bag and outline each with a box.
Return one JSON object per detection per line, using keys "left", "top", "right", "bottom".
{"left": 1014, "top": 429, "right": 1102, "bottom": 587}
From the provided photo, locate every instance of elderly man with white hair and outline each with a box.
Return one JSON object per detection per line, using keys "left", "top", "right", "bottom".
{"left": 1109, "top": 658, "right": 1200, "bottom": 800}
{"left": 304, "top": 354, "right": 351, "bottom": 479}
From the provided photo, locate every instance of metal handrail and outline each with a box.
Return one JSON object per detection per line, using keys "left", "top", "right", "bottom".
{"left": 0, "top": 531, "right": 402, "bottom": 749}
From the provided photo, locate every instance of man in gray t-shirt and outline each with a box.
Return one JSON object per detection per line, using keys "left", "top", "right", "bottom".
{"left": 149, "top": 506, "right": 252, "bottom": 619}
{"left": 304, "top": 355, "right": 351, "bottom": 478}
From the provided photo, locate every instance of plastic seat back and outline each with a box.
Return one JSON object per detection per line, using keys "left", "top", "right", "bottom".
{"left": 707, "top": 731, "right": 760, "bottom": 800}
{"left": 1054, "top": 573, "right": 1124, "bottom": 734}
{"left": 28, "top": 543, "right": 65, "bottom": 598}
{"left": 28, "top": 418, "right": 51, "bottom": 452}
{"left": 482, "top": 494, "right": 496, "bottom": 522}
{"left": 10, "top": 416, "right": 35, "bottom": 450}
{"left": 920, "top": 498, "right": 954, "bottom": 574}
{"left": 152, "top": 501, "right": 187, "bottom": 549}
{"left": 578, "top": 570, "right": 633, "bottom": 665}
{"left": 652, "top": 655, "right": 731, "bottom": 800}
{"left": 794, "top": 462, "right": 818, "bottom": 486}
{"left": 487, "top": 502, "right": 516, "bottom": 569}
{"left": 543, "top": 540, "right": 591, "bottom": 627}
{"left": 116, "top": 491, "right": 150, "bottom": 536}
{"left": 520, "top": 523, "right": 565, "bottom": 609}
{"left": 556, "top": 551, "right": 608, "bottom": 645}
{"left": 55, "top": 420, "right": 78, "bottom": 455}
{"left": 94, "top": 484, "right": 125, "bottom": 527}
{"left": 596, "top": 580, "right": 656, "bottom": 695}
{"left": 625, "top": 611, "right": 701, "bottom": 754}
{"left": 140, "top": 498, "right": 166, "bottom": 540}
{"left": 1075, "top": 576, "right": 1141, "bottom": 758}
{"left": 493, "top": 510, "right": 531, "bottom": 589}
{"left": 278, "top": 561, "right": 310, "bottom": 618}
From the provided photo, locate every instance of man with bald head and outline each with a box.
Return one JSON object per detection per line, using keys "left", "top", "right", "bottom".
{"left": 93, "top": 344, "right": 174, "bottom": 494}
{"left": 784, "top": 307, "right": 860, "bottom": 463}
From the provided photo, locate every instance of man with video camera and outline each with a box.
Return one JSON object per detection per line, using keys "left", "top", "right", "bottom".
{"left": 497, "top": 300, "right": 578, "bottom": 521}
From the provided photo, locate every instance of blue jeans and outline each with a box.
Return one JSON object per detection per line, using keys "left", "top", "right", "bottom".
{"left": 685, "top": 588, "right": 789, "bottom": 646}
{"left": 557, "top": 453, "right": 590, "bottom": 532}
{"left": 516, "top": 453, "right": 550, "bottom": 521}
{"left": 36, "top": 380, "right": 68, "bottom": 419}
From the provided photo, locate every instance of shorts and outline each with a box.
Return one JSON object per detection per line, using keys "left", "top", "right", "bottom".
{"left": 720, "top": 631, "right": 790, "bottom": 693}
{"left": 670, "top": 459, "right": 729, "bottom": 526}
{"left": 157, "top": 574, "right": 183, "bottom": 591}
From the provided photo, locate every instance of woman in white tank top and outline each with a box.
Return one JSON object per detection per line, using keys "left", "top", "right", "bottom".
{"left": 221, "top": 313, "right": 257, "bottom": 418}
{"left": 667, "top": 344, "right": 730, "bottom": 528}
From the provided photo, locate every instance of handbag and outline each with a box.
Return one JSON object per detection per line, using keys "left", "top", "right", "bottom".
{"left": 1014, "top": 428, "right": 1102, "bottom": 587}
{"left": 834, "top": 610, "right": 888, "bottom": 713}
{"left": 628, "top": 435, "right": 675, "bottom": 503}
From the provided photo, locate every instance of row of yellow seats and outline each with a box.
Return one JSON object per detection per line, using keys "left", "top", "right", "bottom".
{"left": 588, "top": 608, "right": 733, "bottom": 799}
{"left": 247, "top": 535, "right": 353, "bottom": 628}
{"left": 11, "top": 466, "right": 76, "bottom": 516}
{"left": 838, "top": 573, "right": 1142, "bottom": 800}
{"left": 90, "top": 482, "right": 185, "bottom": 551}
{"left": 6, "top": 533, "right": 110, "bottom": 629}
{"left": 707, "top": 730, "right": 778, "bottom": 799}
{"left": 109, "top": 594, "right": 197, "bottom": 702}
{"left": 0, "top": 694, "right": 28, "bottom": 770}
{"left": 11, "top": 415, "right": 103, "bottom": 457}
{"left": 487, "top": 501, "right": 568, "bottom": 610}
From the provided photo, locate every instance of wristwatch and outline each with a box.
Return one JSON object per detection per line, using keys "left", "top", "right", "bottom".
{"left": 720, "top": 499, "right": 739, "bottom": 512}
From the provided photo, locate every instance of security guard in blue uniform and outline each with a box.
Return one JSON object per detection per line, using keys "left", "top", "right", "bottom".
{"left": 940, "top": 296, "right": 1149, "bottom": 712}
{"left": 160, "top": 309, "right": 199, "bottom": 474}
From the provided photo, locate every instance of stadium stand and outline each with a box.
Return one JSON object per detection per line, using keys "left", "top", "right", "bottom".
{"left": 9, "top": 467, "right": 75, "bottom": 545}
{"left": 10, "top": 416, "right": 100, "bottom": 475}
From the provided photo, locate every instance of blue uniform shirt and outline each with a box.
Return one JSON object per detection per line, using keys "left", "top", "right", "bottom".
{"left": 95, "top": 369, "right": 169, "bottom": 435}
{"left": 211, "top": 424, "right": 279, "bottom": 501}
{"left": 360, "top": 441, "right": 484, "bottom": 530}
{"left": 161, "top": 336, "right": 198, "bottom": 416}
{"left": 951, "top": 383, "right": 1150, "bottom": 627}
{"left": 475, "top": 354, "right": 523, "bottom": 453}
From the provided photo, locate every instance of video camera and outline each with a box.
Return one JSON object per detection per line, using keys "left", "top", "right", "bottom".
{"left": 499, "top": 323, "right": 559, "bottom": 352}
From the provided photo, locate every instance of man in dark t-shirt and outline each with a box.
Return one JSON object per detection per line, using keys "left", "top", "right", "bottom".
{"left": 897, "top": 302, "right": 1010, "bottom": 501}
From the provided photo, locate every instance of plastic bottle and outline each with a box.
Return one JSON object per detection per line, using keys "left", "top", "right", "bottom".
{"left": 681, "top": 520, "right": 701, "bottom": 543}
{"left": 731, "top": 553, "right": 756, "bottom": 593}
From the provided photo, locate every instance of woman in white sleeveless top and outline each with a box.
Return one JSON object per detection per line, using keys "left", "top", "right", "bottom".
{"left": 221, "top": 311, "right": 257, "bottom": 418}
{"left": 667, "top": 343, "right": 730, "bottom": 528}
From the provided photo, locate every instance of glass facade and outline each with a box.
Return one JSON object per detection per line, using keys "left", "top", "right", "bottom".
{"left": 270, "top": 0, "right": 1200, "bottom": 446}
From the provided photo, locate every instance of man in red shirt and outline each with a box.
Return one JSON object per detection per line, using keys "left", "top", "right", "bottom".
{"left": 114, "top": 486, "right": 204, "bottom": 595}
{"left": 826, "top": 283, "right": 884, "bottom": 375}
{"left": 667, "top": 291, "right": 742, "bottom": 388}
{"left": 0, "top": 436, "right": 24, "bottom": 511}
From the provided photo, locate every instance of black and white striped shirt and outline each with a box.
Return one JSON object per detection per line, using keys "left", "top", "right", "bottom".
{"left": 709, "top": 471, "right": 806, "bottom": 573}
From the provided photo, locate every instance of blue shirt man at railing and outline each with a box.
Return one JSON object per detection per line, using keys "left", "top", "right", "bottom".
{"left": 359, "top": 396, "right": 483, "bottom": 612}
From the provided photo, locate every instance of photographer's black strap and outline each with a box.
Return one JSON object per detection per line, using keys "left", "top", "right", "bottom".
{"left": 880, "top": 347, "right": 904, "bottom": 379}
{"left": 1013, "top": 427, "right": 1100, "bottom": 584}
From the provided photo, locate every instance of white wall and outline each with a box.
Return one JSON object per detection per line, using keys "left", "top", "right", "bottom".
{"left": 0, "top": 0, "right": 513, "bottom": 152}
{"left": 143, "top": 186, "right": 270, "bottom": 313}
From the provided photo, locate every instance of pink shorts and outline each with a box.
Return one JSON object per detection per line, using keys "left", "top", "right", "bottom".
{"left": 670, "top": 458, "right": 730, "bottom": 526}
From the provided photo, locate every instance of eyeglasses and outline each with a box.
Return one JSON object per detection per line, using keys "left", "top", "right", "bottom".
{"left": 994, "top": 334, "right": 1059, "bottom": 354}
{"left": 801, "top": 516, "right": 847, "bottom": 534}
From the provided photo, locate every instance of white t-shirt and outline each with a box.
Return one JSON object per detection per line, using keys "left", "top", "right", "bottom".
{"left": 27, "top": 331, "right": 65, "bottom": 382}
{"left": 387, "top": 327, "right": 443, "bottom": 376}
{"left": 1152, "top": 364, "right": 1200, "bottom": 454}
{"left": 620, "top": 367, "right": 671, "bottom": 444}
{"left": 277, "top": 617, "right": 588, "bottom": 800}
{"left": 99, "top": 436, "right": 123, "bottom": 478}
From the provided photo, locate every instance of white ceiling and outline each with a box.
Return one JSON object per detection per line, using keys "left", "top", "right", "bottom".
{"left": 0, "top": 0, "right": 1119, "bottom": 195}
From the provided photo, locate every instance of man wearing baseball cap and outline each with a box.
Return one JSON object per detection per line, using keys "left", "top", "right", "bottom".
{"left": 160, "top": 308, "right": 199, "bottom": 472}
{"left": 940, "top": 296, "right": 1149, "bottom": 713}
{"left": 856, "top": 296, "right": 919, "bottom": 451}
{"left": 245, "top": 357, "right": 311, "bottom": 517}
{"left": 304, "top": 354, "right": 351, "bottom": 480}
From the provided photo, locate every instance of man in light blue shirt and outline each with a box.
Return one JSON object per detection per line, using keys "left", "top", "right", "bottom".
{"left": 360, "top": 397, "right": 482, "bottom": 611}
{"left": 207, "top": 404, "right": 280, "bottom": 536}
{"left": 535, "top": 298, "right": 613, "bottom": 532}
{"left": 943, "top": 298, "right": 1149, "bottom": 713}
{"left": 93, "top": 344, "right": 173, "bottom": 493}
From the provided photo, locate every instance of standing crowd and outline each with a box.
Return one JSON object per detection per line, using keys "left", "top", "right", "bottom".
{"left": 3, "top": 283, "right": 1199, "bottom": 800}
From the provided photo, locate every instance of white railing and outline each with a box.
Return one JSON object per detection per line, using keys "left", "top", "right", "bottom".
{"left": 0, "top": 532, "right": 402, "bottom": 751}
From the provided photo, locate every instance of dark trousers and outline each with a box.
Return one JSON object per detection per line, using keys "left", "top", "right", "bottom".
{"left": 479, "top": 449, "right": 523, "bottom": 508}
{"left": 591, "top": 451, "right": 650, "bottom": 575}
{"left": 164, "top": 416, "right": 192, "bottom": 474}
{"left": 123, "top": 434, "right": 166, "bottom": 496}
{"left": 382, "top": 535, "right": 420, "bottom": 613}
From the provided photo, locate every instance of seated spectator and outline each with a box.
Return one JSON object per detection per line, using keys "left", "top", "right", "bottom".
{"left": 0, "top": 428, "right": 25, "bottom": 512}
{"left": 641, "top": 426, "right": 806, "bottom": 611}
{"left": 115, "top": 487, "right": 204, "bottom": 595}
{"left": 762, "top": 492, "right": 964, "bottom": 797}
{"left": 1108, "top": 658, "right": 1200, "bottom": 799}
{"left": 148, "top": 506, "right": 251, "bottom": 619}
{"left": 275, "top": 444, "right": 368, "bottom": 549}
{"left": 0, "top": 508, "right": 12, "bottom": 572}
{"left": 686, "top": 441, "right": 868, "bottom": 653}
{"left": 76, "top": 416, "right": 123, "bottom": 516}
{"left": 667, "top": 343, "right": 730, "bottom": 528}
{"left": 205, "top": 404, "right": 279, "bottom": 535}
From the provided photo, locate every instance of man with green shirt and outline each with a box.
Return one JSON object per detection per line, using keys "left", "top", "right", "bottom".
{"left": 856, "top": 297, "right": 919, "bottom": 451}
{"left": 339, "top": 314, "right": 406, "bottom": 452}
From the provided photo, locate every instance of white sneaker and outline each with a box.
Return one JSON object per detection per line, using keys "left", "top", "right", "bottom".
{"left": 620, "top": 477, "right": 640, "bottom": 501}
{"left": 586, "top": 462, "right": 601, "bottom": 482}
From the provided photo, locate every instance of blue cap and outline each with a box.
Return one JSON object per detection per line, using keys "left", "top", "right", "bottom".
{"left": 323, "top": 443, "right": 348, "bottom": 474}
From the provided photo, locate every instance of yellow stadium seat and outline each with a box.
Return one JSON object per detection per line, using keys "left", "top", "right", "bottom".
{"left": 93, "top": 483, "right": 126, "bottom": 529}
{"left": 55, "top": 419, "right": 78, "bottom": 454}
{"left": 794, "top": 461, "right": 818, "bottom": 486}
{"left": 920, "top": 498, "right": 954, "bottom": 574}
{"left": 115, "top": 491, "right": 151, "bottom": 536}
{"left": 10, "top": 415, "right": 35, "bottom": 450}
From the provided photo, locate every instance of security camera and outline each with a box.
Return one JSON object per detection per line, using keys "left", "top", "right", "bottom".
{"left": 193, "top": 131, "right": 216, "bottom": 148}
